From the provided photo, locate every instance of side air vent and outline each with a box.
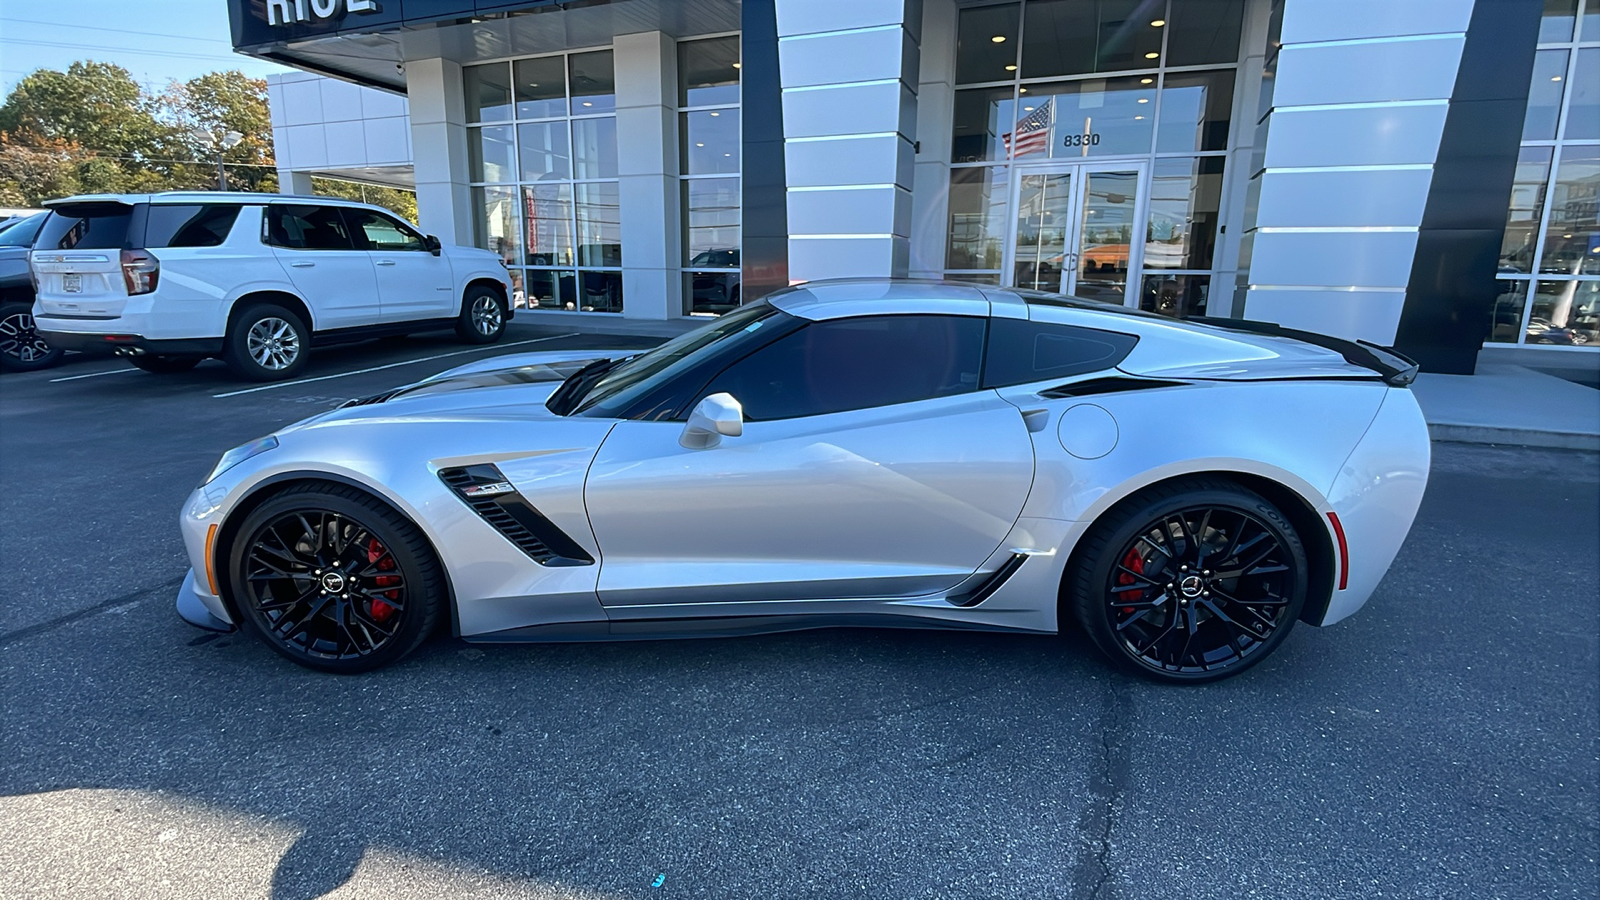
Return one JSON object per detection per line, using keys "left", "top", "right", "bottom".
{"left": 948, "top": 554, "right": 1028, "bottom": 608}
{"left": 438, "top": 464, "right": 595, "bottom": 567}
{"left": 1039, "top": 376, "right": 1189, "bottom": 399}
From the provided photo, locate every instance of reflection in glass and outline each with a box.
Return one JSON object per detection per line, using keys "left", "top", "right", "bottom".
{"left": 575, "top": 182, "right": 621, "bottom": 267}
{"left": 683, "top": 178, "right": 741, "bottom": 263}
{"left": 1166, "top": 0, "right": 1245, "bottom": 67}
{"left": 1026, "top": 77, "right": 1156, "bottom": 158}
{"left": 1141, "top": 273, "right": 1211, "bottom": 318}
{"left": 943, "top": 272, "right": 1002, "bottom": 285}
{"left": 952, "top": 87, "right": 1017, "bottom": 163}
{"left": 579, "top": 270, "right": 624, "bottom": 313}
{"left": 569, "top": 51, "right": 616, "bottom": 114}
{"left": 572, "top": 117, "right": 618, "bottom": 180}
{"left": 472, "top": 185, "right": 519, "bottom": 264}
{"left": 685, "top": 267, "right": 742, "bottom": 316}
{"left": 1146, "top": 157, "right": 1223, "bottom": 270}
{"left": 1013, "top": 172, "right": 1074, "bottom": 291}
{"left": 469, "top": 125, "right": 516, "bottom": 182}
{"left": 954, "top": 2, "right": 1020, "bottom": 85}
{"left": 681, "top": 110, "right": 741, "bottom": 175}
{"left": 1022, "top": 0, "right": 1163, "bottom": 78}
{"left": 680, "top": 37, "right": 741, "bottom": 106}
{"left": 1539, "top": 0, "right": 1577, "bottom": 42}
{"left": 946, "top": 166, "right": 1009, "bottom": 270}
{"left": 1157, "top": 70, "right": 1234, "bottom": 152}
{"left": 465, "top": 63, "right": 512, "bottom": 123}
{"left": 521, "top": 183, "right": 573, "bottom": 266}
{"left": 1539, "top": 145, "right": 1600, "bottom": 275}
{"left": 514, "top": 57, "right": 566, "bottom": 120}
{"left": 518, "top": 121, "right": 571, "bottom": 182}
{"left": 1566, "top": 49, "right": 1598, "bottom": 140}
{"left": 1527, "top": 279, "right": 1599, "bottom": 344}
{"left": 1075, "top": 170, "right": 1138, "bottom": 304}
{"left": 1523, "top": 50, "right": 1570, "bottom": 141}
{"left": 1500, "top": 147, "right": 1553, "bottom": 273}
{"left": 525, "top": 269, "right": 577, "bottom": 311}
{"left": 1488, "top": 281, "right": 1529, "bottom": 343}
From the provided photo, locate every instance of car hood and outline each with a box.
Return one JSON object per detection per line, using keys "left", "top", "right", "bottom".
{"left": 279, "top": 348, "right": 636, "bottom": 432}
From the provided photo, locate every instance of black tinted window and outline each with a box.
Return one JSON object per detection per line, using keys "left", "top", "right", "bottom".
{"left": 345, "top": 209, "right": 425, "bottom": 251}
{"left": 145, "top": 204, "right": 240, "bottom": 248}
{"left": 703, "top": 315, "right": 985, "bottom": 421}
{"left": 0, "top": 213, "right": 47, "bottom": 248}
{"left": 36, "top": 203, "right": 134, "bottom": 250}
{"left": 265, "top": 205, "right": 355, "bottom": 250}
{"left": 983, "top": 318, "right": 1139, "bottom": 387}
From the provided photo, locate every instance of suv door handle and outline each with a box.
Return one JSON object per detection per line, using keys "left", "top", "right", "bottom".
{"left": 290, "top": 261, "right": 315, "bottom": 268}
{"left": 375, "top": 260, "right": 397, "bottom": 267}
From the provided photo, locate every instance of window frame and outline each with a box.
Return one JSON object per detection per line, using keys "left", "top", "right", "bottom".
{"left": 678, "top": 33, "right": 743, "bottom": 317}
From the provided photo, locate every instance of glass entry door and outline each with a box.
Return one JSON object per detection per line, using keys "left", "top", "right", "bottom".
{"left": 1004, "top": 162, "right": 1146, "bottom": 306}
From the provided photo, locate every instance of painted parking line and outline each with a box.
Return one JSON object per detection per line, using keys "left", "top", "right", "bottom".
{"left": 48, "top": 367, "right": 140, "bottom": 383}
{"left": 211, "top": 333, "right": 583, "bottom": 399}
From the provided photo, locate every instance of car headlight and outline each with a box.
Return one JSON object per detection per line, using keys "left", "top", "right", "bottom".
{"left": 205, "top": 436, "right": 278, "bottom": 484}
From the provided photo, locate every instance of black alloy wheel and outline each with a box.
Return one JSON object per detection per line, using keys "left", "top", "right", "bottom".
{"left": 0, "top": 301, "right": 63, "bottom": 372}
{"left": 129, "top": 354, "right": 202, "bottom": 374}
{"left": 1070, "top": 479, "right": 1308, "bottom": 683}
{"left": 227, "top": 485, "right": 443, "bottom": 673}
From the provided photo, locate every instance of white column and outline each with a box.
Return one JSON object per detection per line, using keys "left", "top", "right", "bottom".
{"left": 613, "top": 31, "right": 680, "bottom": 321}
{"left": 277, "top": 169, "right": 314, "bottom": 194}
{"left": 405, "top": 57, "right": 473, "bottom": 246}
{"left": 1242, "top": 0, "right": 1474, "bottom": 343}
{"left": 909, "top": 0, "right": 956, "bottom": 279}
{"left": 777, "top": 0, "right": 922, "bottom": 281}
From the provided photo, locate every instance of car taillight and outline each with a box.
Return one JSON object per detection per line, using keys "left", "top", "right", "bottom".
{"left": 121, "top": 249, "right": 159, "bottom": 295}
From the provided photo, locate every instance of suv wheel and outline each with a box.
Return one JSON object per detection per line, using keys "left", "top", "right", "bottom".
{"left": 225, "top": 304, "right": 310, "bottom": 381}
{"left": 0, "top": 301, "right": 64, "bottom": 372}
{"left": 455, "top": 286, "right": 507, "bottom": 344}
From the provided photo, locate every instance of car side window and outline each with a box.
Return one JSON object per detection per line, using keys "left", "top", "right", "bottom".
{"left": 982, "top": 318, "right": 1140, "bottom": 388}
{"left": 264, "top": 205, "right": 356, "bottom": 251}
{"left": 345, "top": 209, "right": 426, "bottom": 252}
{"left": 700, "top": 315, "right": 985, "bottom": 421}
{"left": 145, "top": 204, "right": 241, "bottom": 248}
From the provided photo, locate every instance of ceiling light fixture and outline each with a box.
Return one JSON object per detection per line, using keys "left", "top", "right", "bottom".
{"left": 1024, "top": 106, "right": 1034, "bottom": 111}
{"left": 732, "top": 62, "right": 741, "bottom": 68}
{"left": 1145, "top": 52, "right": 1160, "bottom": 59}
{"left": 1005, "top": 64, "right": 1018, "bottom": 71}
{"left": 582, "top": 101, "right": 592, "bottom": 107}
{"left": 1151, "top": 19, "right": 1166, "bottom": 27}
{"left": 1138, "top": 98, "right": 1149, "bottom": 103}
{"left": 991, "top": 35, "right": 1006, "bottom": 43}
{"left": 696, "top": 142, "right": 704, "bottom": 147}
{"left": 1134, "top": 115, "right": 1144, "bottom": 120}
{"left": 1141, "top": 77, "right": 1154, "bottom": 84}
{"left": 1553, "top": 75, "right": 1563, "bottom": 81}
{"left": 710, "top": 111, "right": 720, "bottom": 116}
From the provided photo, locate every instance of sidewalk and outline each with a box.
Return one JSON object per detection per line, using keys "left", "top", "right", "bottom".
{"left": 1411, "top": 363, "right": 1600, "bottom": 450}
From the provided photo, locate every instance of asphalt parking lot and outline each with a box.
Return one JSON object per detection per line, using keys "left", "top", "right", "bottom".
{"left": 2, "top": 326, "right": 1596, "bottom": 899}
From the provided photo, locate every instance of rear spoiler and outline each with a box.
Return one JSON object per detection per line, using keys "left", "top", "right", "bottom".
{"left": 1182, "top": 316, "right": 1421, "bottom": 387}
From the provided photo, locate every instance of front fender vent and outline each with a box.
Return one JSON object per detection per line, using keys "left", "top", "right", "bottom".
{"left": 439, "top": 464, "right": 594, "bottom": 567}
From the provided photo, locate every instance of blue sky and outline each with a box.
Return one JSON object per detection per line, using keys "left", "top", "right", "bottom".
{"left": 0, "top": 0, "right": 294, "bottom": 96}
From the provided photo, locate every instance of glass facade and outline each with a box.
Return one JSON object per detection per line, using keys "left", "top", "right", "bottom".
{"left": 944, "top": 0, "right": 1243, "bottom": 316}
{"left": 680, "top": 36, "right": 742, "bottom": 316}
{"left": 467, "top": 51, "right": 623, "bottom": 313}
{"left": 1496, "top": 0, "right": 1600, "bottom": 348}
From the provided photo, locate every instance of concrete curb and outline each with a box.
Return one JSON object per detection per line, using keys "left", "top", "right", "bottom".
{"left": 1428, "top": 424, "right": 1600, "bottom": 451}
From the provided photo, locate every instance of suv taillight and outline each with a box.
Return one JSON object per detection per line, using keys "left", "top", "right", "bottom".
{"left": 121, "top": 249, "right": 159, "bottom": 295}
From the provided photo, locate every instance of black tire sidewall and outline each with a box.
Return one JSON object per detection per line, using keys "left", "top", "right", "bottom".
{"left": 1070, "top": 484, "right": 1309, "bottom": 684}
{"left": 456, "top": 287, "right": 506, "bottom": 344}
{"left": 225, "top": 304, "right": 310, "bottom": 381}
{"left": 226, "top": 488, "right": 440, "bottom": 674}
{"left": 0, "top": 301, "right": 64, "bottom": 372}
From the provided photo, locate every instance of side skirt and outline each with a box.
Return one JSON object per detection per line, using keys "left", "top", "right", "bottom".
{"left": 463, "top": 612, "right": 1050, "bottom": 644}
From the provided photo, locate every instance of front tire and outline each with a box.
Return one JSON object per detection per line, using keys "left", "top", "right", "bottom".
{"left": 1067, "top": 478, "right": 1309, "bottom": 684}
{"left": 456, "top": 286, "right": 507, "bottom": 344}
{"left": 129, "top": 354, "right": 202, "bottom": 374}
{"left": 0, "top": 301, "right": 63, "bottom": 372}
{"left": 224, "top": 303, "right": 310, "bottom": 381}
{"left": 226, "top": 484, "right": 445, "bottom": 673}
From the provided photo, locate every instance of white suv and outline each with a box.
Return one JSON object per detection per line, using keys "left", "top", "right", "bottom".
{"left": 30, "top": 193, "right": 513, "bottom": 380}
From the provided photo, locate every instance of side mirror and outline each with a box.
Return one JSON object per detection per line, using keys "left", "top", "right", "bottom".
{"left": 680, "top": 392, "right": 743, "bottom": 449}
{"left": 424, "top": 234, "right": 442, "bottom": 255}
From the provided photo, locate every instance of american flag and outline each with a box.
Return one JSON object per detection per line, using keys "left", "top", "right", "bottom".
{"left": 1003, "top": 98, "right": 1053, "bottom": 159}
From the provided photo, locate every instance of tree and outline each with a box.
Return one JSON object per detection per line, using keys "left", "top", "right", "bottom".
{"left": 0, "top": 62, "right": 178, "bottom": 167}
{"left": 163, "top": 72, "right": 276, "bottom": 193}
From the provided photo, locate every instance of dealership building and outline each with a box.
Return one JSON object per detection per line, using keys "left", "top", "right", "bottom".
{"left": 232, "top": 0, "right": 1600, "bottom": 374}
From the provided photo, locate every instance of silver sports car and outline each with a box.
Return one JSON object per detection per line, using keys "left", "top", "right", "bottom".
{"left": 177, "top": 280, "right": 1431, "bottom": 683}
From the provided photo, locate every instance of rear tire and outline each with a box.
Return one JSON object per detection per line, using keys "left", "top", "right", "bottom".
{"left": 0, "top": 301, "right": 63, "bottom": 372}
{"left": 224, "top": 303, "right": 310, "bottom": 381}
{"left": 129, "top": 354, "right": 202, "bottom": 374}
{"left": 455, "top": 286, "right": 507, "bottom": 344}
{"left": 1067, "top": 478, "right": 1308, "bottom": 684}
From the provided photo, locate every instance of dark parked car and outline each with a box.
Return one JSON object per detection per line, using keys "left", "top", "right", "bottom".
{"left": 0, "top": 212, "right": 60, "bottom": 372}
{"left": 688, "top": 249, "right": 741, "bottom": 315}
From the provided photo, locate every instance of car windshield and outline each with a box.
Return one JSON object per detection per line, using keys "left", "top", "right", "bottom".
{"left": 0, "top": 213, "right": 47, "bottom": 247}
{"left": 567, "top": 302, "right": 783, "bottom": 418}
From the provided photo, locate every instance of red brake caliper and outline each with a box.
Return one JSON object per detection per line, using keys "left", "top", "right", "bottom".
{"left": 367, "top": 538, "right": 399, "bottom": 623}
{"left": 1117, "top": 547, "right": 1145, "bottom": 614}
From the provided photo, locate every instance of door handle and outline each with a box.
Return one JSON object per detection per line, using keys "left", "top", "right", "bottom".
{"left": 375, "top": 260, "right": 397, "bottom": 267}
{"left": 290, "top": 261, "right": 315, "bottom": 268}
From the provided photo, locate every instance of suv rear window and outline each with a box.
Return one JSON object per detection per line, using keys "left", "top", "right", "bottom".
{"left": 36, "top": 203, "right": 134, "bottom": 251}
{"left": 145, "top": 204, "right": 240, "bottom": 248}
